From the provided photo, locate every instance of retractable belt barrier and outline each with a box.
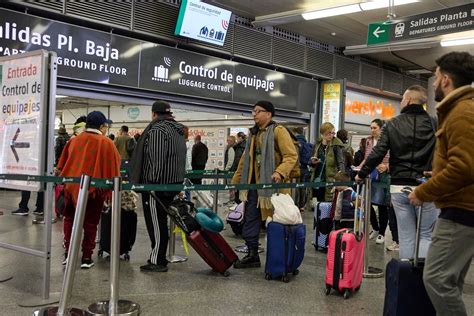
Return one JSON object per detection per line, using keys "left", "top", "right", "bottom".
{"left": 0, "top": 173, "right": 383, "bottom": 191}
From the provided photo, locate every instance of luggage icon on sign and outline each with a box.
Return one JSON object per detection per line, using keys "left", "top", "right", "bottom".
{"left": 153, "top": 65, "right": 170, "bottom": 83}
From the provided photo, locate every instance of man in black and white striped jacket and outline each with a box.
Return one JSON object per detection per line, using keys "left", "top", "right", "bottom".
{"left": 137, "top": 100, "right": 186, "bottom": 273}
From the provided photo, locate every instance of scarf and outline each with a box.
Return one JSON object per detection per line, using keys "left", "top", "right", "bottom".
{"left": 240, "top": 121, "right": 276, "bottom": 198}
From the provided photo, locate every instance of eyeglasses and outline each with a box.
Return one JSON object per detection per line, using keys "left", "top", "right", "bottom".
{"left": 252, "top": 109, "right": 268, "bottom": 115}
{"left": 324, "top": 131, "right": 336, "bottom": 136}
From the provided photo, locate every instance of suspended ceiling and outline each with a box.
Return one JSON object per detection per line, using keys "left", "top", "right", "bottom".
{"left": 208, "top": 0, "right": 473, "bottom": 71}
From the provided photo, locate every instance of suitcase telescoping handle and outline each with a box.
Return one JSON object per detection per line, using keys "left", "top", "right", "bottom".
{"left": 353, "top": 184, "right": 363, "bottom": 237}
{"left": 414, "top": 203, "right": 423, "bottom": 267}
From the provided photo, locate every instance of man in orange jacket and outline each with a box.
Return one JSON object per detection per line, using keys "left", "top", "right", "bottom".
{"left": 57, "top": 111, "right": 121, "bottom": 269}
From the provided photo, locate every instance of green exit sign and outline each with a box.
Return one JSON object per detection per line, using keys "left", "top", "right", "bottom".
{"left": 367, "top": 22, "right": 391, "bottom": 45}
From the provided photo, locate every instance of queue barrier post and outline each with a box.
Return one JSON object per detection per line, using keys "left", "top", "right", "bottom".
{"left": 167, "top": 220, "right": 187, "bottom": 263}
{"left": 87, "top": 177, "right": 140, "bottom": 316}
{"left": 35, "top": 174, "right": 91, "bottom": 316}
{"left": 212, "top": 169, "right": 219, "bottom": 213}
{"left": 362, "top": 178, "right": 384, "bottom": 279}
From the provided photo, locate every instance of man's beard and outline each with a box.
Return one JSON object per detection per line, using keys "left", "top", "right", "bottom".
{"left": 434, "top": 84, "right": 445, "bottom": 102}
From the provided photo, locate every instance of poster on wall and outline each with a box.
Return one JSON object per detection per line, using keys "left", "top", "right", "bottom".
{"left": 0, "top": 51, "right": 49, "bottom": 191}
{"left": 188, "top": 126, "right": 227, "bottom": 171}
{"left": 320, "top": 80, "right": 345, "bottom": 132}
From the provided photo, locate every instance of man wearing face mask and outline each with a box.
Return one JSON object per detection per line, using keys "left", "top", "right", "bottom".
{"left": 57, "top": 111, "right": 121, "bottom": 269}
{"left": 355, "top": 85, "right": 439, "bottom": 260}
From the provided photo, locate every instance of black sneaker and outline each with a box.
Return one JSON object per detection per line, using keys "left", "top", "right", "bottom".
{"left": 81, "top": 258, "right": 95, "bottom": 269}
{"left": 11, "top": 208, "right": 29, "bottom": 216}
{"left": 33, "top": 209, "right": 44, "bottom": 216}
{"left": 140, "top": 262, "right": 168, "bottom": 272}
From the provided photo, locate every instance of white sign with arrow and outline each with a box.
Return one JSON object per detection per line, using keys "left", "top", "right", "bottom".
{"left": 0, "top": 52, "right": 46, "bottom": 191}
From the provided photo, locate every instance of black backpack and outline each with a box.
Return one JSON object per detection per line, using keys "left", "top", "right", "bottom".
{"left": 166, "top": 199, "right": 201, "bottom": 235}
{"left": 126, "top": 137, "right": 136, "bottom": 157}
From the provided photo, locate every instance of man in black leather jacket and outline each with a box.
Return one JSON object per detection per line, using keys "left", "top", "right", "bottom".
{"left": 356, "top": 85, "right": 439, "bottom": 259}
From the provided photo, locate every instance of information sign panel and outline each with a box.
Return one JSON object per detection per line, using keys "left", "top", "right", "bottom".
{"left": 0, "top": 51, "right": 48, "bottom": 191}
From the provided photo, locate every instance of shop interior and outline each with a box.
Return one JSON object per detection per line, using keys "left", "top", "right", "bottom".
{"left": 55, "top": 96, "right": 310, "bottom": 171}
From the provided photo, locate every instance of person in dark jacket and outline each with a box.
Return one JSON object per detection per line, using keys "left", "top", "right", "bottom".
{"left": 132, "top": 100, "right": 186, "bottom": 273}
{"left": 353, "top": 138, "right": 366, "bottom": 167}
{"left": 231, "top": 132, "right": 247, "bottom": 171}
{"left": 191, "top": 135, "right": 209, "bottom": 184}
{"left": 293, "top": 127, "right": 311, "bottom": 211}
{"left": 230, "top": 132, "right": 247, "bottom": 204}
{"left": 355, "top": 85, "right": 439, "bottom": 260}
{"left": 55, "top": 125, "right": 70, "bottom": 165}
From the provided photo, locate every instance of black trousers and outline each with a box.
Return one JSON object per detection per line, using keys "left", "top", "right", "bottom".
{"left": 141, "top": 191, "right": 178, "bottom": 266}
{"left": 242, "top": 190, "right": 261, "bottom": 250}
{"left": 192, "top": 165, "right": 206, "bottom": 185}
{"left": 387, "top": 204, "right": 399, "bottom": 243}
{"left": 370, "top": 204, "right": 388, "bottom": 236}
{"left": 19, "top": 191, "right": 44, "bottom": 211}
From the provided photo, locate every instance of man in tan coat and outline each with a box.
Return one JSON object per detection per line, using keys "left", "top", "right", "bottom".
{"left": 409, "top": 51, "right": 474, "bottom": 316}
{"left": 232, "top": 100, "right": 298, "bottom": 268}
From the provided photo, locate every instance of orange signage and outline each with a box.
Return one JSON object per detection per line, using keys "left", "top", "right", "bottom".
{"left": 345, "top": 97, "right": 396, "bottom": 120}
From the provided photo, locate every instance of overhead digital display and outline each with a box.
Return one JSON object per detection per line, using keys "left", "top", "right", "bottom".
{"left": 175, "top": 0, "right": 232, "bottom": 46}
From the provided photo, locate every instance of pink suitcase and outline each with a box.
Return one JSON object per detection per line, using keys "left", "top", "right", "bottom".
{"left": 325, "top": 185, "right": 365, "bottom": 299}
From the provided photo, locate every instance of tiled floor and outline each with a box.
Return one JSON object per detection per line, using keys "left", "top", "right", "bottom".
{"left": 0, "top": 190, "right": 472, "bottom": 315}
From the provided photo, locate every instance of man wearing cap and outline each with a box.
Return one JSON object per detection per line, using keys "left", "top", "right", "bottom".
{"left": 232, "top": 100, "right": 298, "bottom": 268}
{"left": 57, "top": 111, "right": 121, "bottom": 269}
{"left": 130, "top": 100, "right": 186, "bottom": 272}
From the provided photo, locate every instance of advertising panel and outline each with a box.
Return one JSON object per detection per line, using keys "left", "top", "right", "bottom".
{"left": 0, "top": 51, "right": 48, "bottom": 190}
{"left": 320, "top": 81, "right": 344, "bottom": 131}
{"left": 345, "top": 89, "right": 400, "bottom": 126}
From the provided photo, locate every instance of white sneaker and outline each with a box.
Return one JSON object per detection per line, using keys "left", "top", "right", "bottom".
{"left": 375, "top": 235, "right": 385, "bottom": 244}
{"left": 229, "top": 203, "right": 238, "bottom": 211}
{"left": 369, "top": 230, "right": 379, "bottom": 240}
{"left": 386, "top": 241, "right": 400, "bottom": 251}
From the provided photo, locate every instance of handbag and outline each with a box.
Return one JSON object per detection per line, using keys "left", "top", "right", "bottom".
{"left": 227, "top": 202, "right": 245, "bottom": 224}
{"left": 226, "top": 202, "right": 245, "bottom": 235}
{"left": 54, "top": 184, "right": 65, "bottom": 218}
{"left": 271, "top": 193, "right": 303, "bottom": 225}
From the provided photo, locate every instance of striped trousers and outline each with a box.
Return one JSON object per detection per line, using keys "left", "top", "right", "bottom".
{"left": 141, "top": 191, "right": 178, "bottom": 266}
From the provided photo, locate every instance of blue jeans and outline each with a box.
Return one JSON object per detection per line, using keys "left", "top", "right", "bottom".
{"left": 391, "top": 192, "right": 439, "bottom": 260}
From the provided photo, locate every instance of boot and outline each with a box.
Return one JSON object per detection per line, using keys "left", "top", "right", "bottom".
{"left": 233, "top": 248, "right": 260, "bottom": 269}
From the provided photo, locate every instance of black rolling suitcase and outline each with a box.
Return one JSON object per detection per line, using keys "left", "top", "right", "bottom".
{"left": 99, "top": 207, "right": 137, "bottom": 261}
{"left": 383, "top": 203, "right": 436, "bottom": 316}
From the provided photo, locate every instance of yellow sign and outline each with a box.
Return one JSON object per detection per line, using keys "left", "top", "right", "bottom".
{"left": 321, "top": 83, "right": 342, "bottom": 131}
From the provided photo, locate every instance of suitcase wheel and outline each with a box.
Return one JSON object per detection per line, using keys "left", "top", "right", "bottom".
{"left": 265, "top": 273, "right": 272, "bottom": 281}
{"left": 343, "top": 289, "right": 350, "bottom": 299}
{"left": 98, "top": 250, "right": 103, "bottom": 257}
{"left": 292, "top": 269, "right": 299, "bottom": 276}
{"left": 325, "top": 285, "right": 331, "bottom": 295}
{"left": 355, "top": 286, "right": 360, "bottom": 292}
{"left": 222, "top": 270, "right": 230, "bottom": 277}
{"left": 281, "top": 275, "right": 290, "bottom": 283}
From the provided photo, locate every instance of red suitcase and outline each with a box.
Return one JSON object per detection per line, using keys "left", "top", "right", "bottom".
{"left": 187, "top": 229, "right": 238, "bottom": 277}
{"left": 325, "top": 184, "right": 365, "bottom": 299}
